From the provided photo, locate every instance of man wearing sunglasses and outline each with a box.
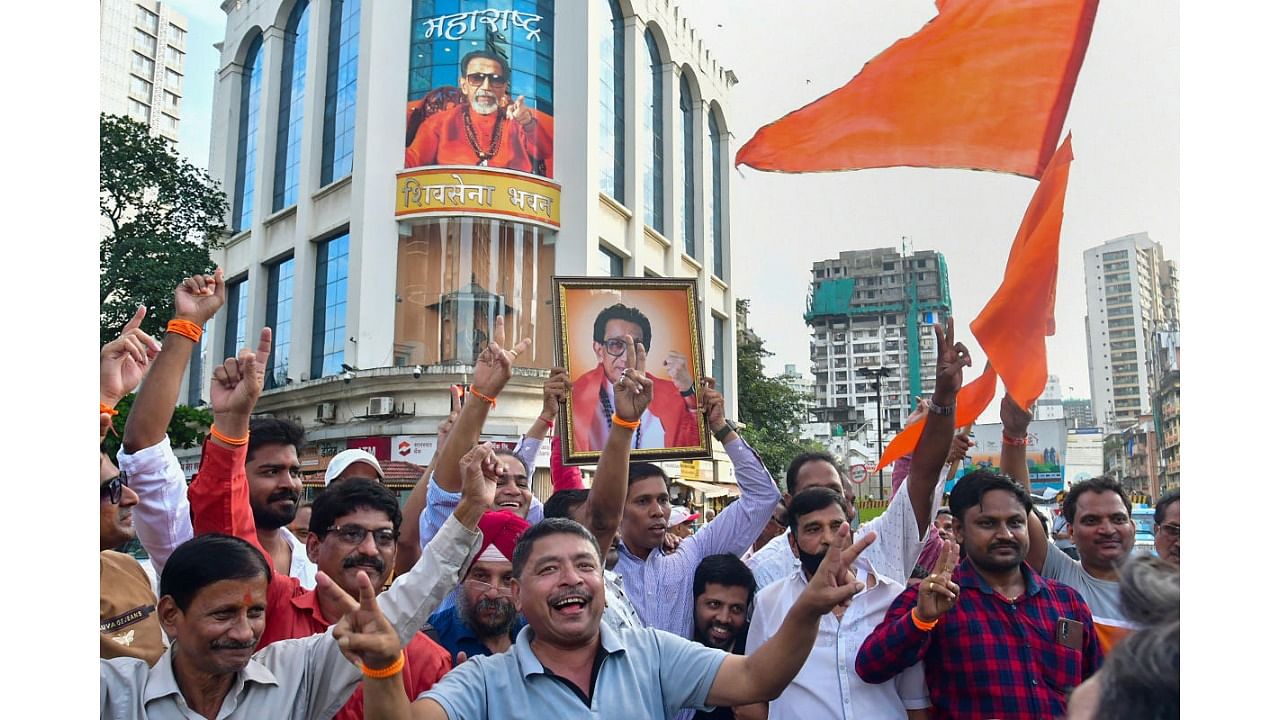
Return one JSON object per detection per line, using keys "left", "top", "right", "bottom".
{"left": 571, "top": 303, "right": 701, "bottom": 452}
{"left": 405, "top": 50, "right": 552, "bottom": 174}
{"left": 1153, "top": 491, "right": 1179, "bottom": 567}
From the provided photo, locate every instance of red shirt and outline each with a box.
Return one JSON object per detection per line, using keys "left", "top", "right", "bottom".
{"left": 405, "top": 102, "right": 552, "bottom": 175}
{"left": 570, "top": 365, "right": 702, "bottom": 452}
{"left": 190, "top": 440, "right": 452, "bottom": 719}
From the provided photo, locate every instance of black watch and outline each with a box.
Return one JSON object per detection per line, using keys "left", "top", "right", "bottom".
{"left": 713, "top": 421, "right": 738, "bottom": 443}
{"left": 680, "top": 385, "right": 697, "bottom": 398}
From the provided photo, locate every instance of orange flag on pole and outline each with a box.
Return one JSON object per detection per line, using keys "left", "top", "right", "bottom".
{"left": 875, "top": 365, "right": 997, "bottom": 472}
{"left": 735, "top": 0, "right": 1098, "bottom": 179}
{"left": 970, "top": 135, "right": 1073, "bottom": 409}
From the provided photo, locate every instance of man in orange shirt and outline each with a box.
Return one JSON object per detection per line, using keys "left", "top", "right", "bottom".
{"left": 405, "top": 50, "right": 552, "bottom": 174}
{"left": 570, "top": 303, "right": 701, "bottom": 452}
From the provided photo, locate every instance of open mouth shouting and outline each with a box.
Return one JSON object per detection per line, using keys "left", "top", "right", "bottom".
{"left": 549, "top": 590, "right": 592, "bottom": 618}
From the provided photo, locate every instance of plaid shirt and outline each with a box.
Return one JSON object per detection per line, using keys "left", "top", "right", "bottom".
{"left": 855, "top": 560, "right": 1102, "bottom": 720}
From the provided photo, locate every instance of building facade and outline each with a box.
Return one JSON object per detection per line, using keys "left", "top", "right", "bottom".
{"left": 1151, "top": 328, "right": 1179, "bottom": 492}
{"left": 101, "top": 0, "right": 188, "bottom": 142}
{"left": 1034, "top": 374, "right": 1065, "bottom": 421}
{"left": 195, "top": 0, "right": 739, "bottom": 488}
{"left": 805, "top": 246, "right": 952, "bottom": 444}
{"left": 1062, "top": 398, "right": 1095, "bottom": 429}
{"left": 1083, "top": 232, "right": 1178, "bottom": 430}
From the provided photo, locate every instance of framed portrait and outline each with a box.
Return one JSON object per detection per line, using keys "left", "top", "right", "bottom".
{"left": 552, "top": 276, "right": 712, "bottom": 465}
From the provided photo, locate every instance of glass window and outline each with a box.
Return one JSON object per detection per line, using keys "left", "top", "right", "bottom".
{"left": 130, "top": 76, "right": 152, "bottom": 98}
{"left": 274, "top": 0, "right": 310, "bottom": 210}
{"left": 712, "top": 316, "right": 725, "bottom": 390}
{"left": 135, "top": 29, "right": 157, "bottom": 56}
{"left": 233, "top": 35, "right": 264, "bottom": 233}
{"left": 708, "top": 112, "right": 724, "bottom": 278}
{"left": 165, "top": 68, "right": 182, "bottom": 88}
{"left": 132, "top": 52, "right": 155, "bottom": 76}
{"left": 169, "top": 25, "right": 187, "bottom": 47}
{"left": 643, "top": 31, "right": 664, "bottom": 233}
{"left": 265, "top": 256, "right": 295, "bottom": 389}
{"left": 312, "top": 233, "right": 350, "bottom": 378}
{"left": 598, "top": 0, "right": 624, "bottom": 201}
{"left": 322, "top": 0, "right": 360, "bottom": 185}
{"left": 679, "top": 73, "right": 696, "bottom": 257}
{"left": 136, "top": 6, "right": 159, "bottom": 32}
{"left": 128, "top": 99, "right": 150, "bottom": 123}
{"left": 160, "top": 113, "right": 178, "bottom": 132}
{"left": 165, "top": 45, "right": 183, "bottom": 68}
{"left": 598, "top": 246, "right": 624, "bottom": 277}
{"left": 163, "top": 90, "right": 179, "bottom": 109}
{"left": 223, "top": 279, "right": 248, "bottom": 362}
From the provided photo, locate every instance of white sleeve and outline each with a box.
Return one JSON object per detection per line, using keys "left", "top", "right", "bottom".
{"left": 117, "top": 436, "right": 191, "bottom": 578}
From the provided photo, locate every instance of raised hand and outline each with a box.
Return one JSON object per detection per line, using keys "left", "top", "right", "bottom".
{"left": 663, "top": 351, "right": 695, "bottom": 393}
{"left": 101, "top": 305, "right": 163, "bottom": 407}
{"left": 542, "top": 367, "right": 569, "bottom": 418}
{"left": 662, "top": 531, "right": 683, "bottom": 555}
{"left": 506, "top": 95, "right": 534, "bottom": 128}
{"left": 999, "top": 393, "right": 1033, "bottom": 437}
{"left": 612, "top": 336, "right": 654, "bottom": 423}
{"left": 458, "top": 442, "right": 502, "bottom": 512}
{"left": 932, "top": 318, "right": 971, "bottom": 400}
{"left": 470, "top": 315, "right": 532, "bottom": 399}
{"left": 210, "top": 327, "right": 272, "bottom": 418}
{"left": 701, "top": 379, "right": 726, "bottom": 428}
{"left": 325, "top": 571, "right": 402, "bottom": 671}
{"left": 174, "top": 269, "right": 226, "bottom": 326}
{"left": 904, "top": 397, "right": 930, "bottom": 428}
{"left": 796, "top": 523, "right": 877, "bottom": 617}
{"left": 947, "top": 434, "right": 975, "bottom": 464}
{"left": 915, "top": 539, "right": 961, "bottom": 622}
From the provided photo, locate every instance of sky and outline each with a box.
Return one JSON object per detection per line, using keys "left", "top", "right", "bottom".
{"left": 165, "top": 0, "right": 1178, "bottom": 420}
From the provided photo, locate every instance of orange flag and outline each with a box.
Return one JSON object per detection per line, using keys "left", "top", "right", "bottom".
{"left": 735, "top": 0, "right": 1098, "bottom": 179}
{"left": 970, "top": 135, "right": 1073, "bottom": 409}
{"left": 875, "top": 365, "right": 997, "bottom": 472}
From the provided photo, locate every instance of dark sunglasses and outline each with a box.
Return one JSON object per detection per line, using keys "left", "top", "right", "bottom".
{"left": 465, "top": 72, "right": 508, "bottom": 88}
{"left": 101, "top": 471, "right": 130, "bottom": 505}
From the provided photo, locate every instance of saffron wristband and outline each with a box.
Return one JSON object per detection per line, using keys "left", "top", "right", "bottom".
{"left": 361, "top": 651, "right": 405, "bottom": 679}
{"left": 470, "top": 386, "right": 497, "bottom": 407}
{"left": 1002, "top": 433, "right": 1030, "bottom": 446}
{"left": 911, "top": 608, "right": 939, "bottom": 631}
{"left": 611, "top": 413, "right": 641, "bottom": 430}
{"left": 210, "top": 424, "right": 249, "bottom": 446}
{"left": 101, "top": 403, "right": 119, "bottom": 417}
{"left": 167, "top": 318, "right": 203, "bottom": 343}
{"left": 539, "top": 415, "right": 555, "bottom": 428}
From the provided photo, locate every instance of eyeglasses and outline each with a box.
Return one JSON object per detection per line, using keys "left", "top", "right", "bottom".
{"left": 101, "top": 472, "right": 129, "bottom": 505}
{"left": 324, "top": 525, "right": 399, "bottom": 549}
{"left": 601, "top": 337, "right": 646, "bottom": 357}
{"left": 465, "top": 72, "right": 508, "bottom": 88}
{"left": 464, "top": 578, "right": 513, "bottom": 596}
{"left": 1157, "top": 523, "right": 1180, "bottom": 538}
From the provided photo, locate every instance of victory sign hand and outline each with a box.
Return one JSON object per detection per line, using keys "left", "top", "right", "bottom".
{"left": 325, "top": 571, "right": 403, "bottom": 671}
{"left": 915, "top": 539, "right": 961, "bottom": 623}
{"left": 612, "top": 335, "right": 654, "bottom": 423}
{"left": 932, "top": 318, "right": 971, "bottom": 400}
{"left": 470, "top": 316, "right": 532, "bottom": 399}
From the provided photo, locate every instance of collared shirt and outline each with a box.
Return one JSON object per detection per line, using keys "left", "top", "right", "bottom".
{"left": 745, "top": 481, "right": 934, "bottom": 720}
{"left": 856, "top": 560, "right": 1103, "bottom": 720}
{"left": 615, "top": 438, "right": 781, "bottom": 638}
{"left": 427, "top": 603, "right": 526, "bottom": 661}
{"left": 419, "top": 623, "right": 728, "bottom": 718}
{"left": 187, "top": 439, "right": 478, "bottom": 720}
{"left": 745, "top": 530, "right": 799, "bottom": 591}
{"left": 119, "top": 436, "right": 318, "bottom": 588}
{"left": 602, "top": 568, "right": 644, "bottom": 634}
{"left": 1042, "top": 542, "right": 1135, "bottom": 653}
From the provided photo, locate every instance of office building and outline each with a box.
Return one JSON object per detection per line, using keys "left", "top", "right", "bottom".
{"left": 1062, "top": 398, "right": 1095, "bottom": 429}
{"left": 101, "top": 0, "right": 188, "bottom": 142}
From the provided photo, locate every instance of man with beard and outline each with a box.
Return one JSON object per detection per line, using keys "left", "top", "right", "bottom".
{"left": 688, "top": 554, "right": 756, "bottom": 720}
{"left": 405, "top": 50, "right": 552, "bottom": 173}
{"left": 999, "top": 395, "right": 1138, "bottom": 652}
{"left": 187, "top": 328, "right": 470, "bottom": 719}
{"left": 856, "top": 469, "right": 1102, "bottom": 720}
{"left": 426, "top": 510, "right": 530, "bottom": 662}
{"left": 400, "top": 516, "right": 878, "bottom": 718}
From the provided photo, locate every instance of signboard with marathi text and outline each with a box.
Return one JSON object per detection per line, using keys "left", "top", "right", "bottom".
{"left": 396, "top": 166, "right": 560, "bottom": 230}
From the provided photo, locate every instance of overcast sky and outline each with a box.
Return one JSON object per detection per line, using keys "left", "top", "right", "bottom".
{"left": 167, "top": 0, "right": 1178, "bottom": 420}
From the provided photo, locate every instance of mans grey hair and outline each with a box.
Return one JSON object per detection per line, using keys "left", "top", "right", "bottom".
{"left": 1092, "top": 556, "right": 1179, "bottom": 720}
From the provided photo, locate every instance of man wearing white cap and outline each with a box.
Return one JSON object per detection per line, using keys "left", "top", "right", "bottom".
{"left": 326, "top": 448, "right": 385, "bottom": 486}
{"left": 669, "top": 506, "right": 701, "bottom": 539}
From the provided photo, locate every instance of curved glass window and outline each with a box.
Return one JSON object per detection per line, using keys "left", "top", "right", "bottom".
{"left": 643, "top": 31, "right": 664, "bottom": 233}
{"left": 598, "top": 0, "right": 624, "bottom": 201}
{"left": 273, "top": 1, "right": 310, "bottom": 210}
{"left": 709, "top": 112, "right": 724, "bottom": 278}
{"left": 679, "top": 73, "right": 695, "bottom": 257}
{"left": 322, "top": 0, "right": 360, "bottom": 185}
{"left": 312, "top": 233, "right": 349, "bottom": 378}
{"left": 232, "top": 35, "right": 263, "bottom": 232}
{"left": 265, "top": 256, "right": 295, "bottom": 389}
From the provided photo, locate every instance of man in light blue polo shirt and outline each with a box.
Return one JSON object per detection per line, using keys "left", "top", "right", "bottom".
{"left": 404, "top": 516, "right": 878, "bottom": 719}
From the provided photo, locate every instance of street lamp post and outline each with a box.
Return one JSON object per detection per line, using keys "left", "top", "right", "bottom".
{"left": 857, "top": 366, "right": 893, "bottom": 499}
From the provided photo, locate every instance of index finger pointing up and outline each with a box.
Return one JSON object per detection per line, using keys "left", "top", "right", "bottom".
{"left": 255, "top": 327, "right": 273, "bottom": 366}
{"left": 492, "top": 315, "right": 507, "bottom": 350}
{"left": 634, "top": 339, "right": 647, "bottom": 375}
{"left": 623, "top": 334, "right": 636, "bottom": 370}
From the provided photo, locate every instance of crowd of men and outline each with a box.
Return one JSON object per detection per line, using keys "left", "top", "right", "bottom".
{"left": 99, "top": 272, "right": 1180, "bottom": 719}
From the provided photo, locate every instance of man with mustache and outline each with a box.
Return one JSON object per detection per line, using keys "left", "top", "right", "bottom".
{"left": 688, "top": 554, "right": 756, "bottom": 720}
{"left": 427, "top": 510, "right": 530, "bottom": 662}
{"left": 405, "top": 50, "right": 552, "bottom": 173}
{"left": 187, "top": 328, "right": 463, "bottom": 719}
{"left": 1153, "top": 490, "right": 1179, "bottom": 567}
{"left": 856, "top": 469, "right": 1102, "bottom": 719}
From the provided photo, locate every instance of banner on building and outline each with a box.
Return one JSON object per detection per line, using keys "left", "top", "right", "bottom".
{"left": 952, "top": 419, "right": 1067, "bottom": 493}
{"left": 395, "top": 166, "right": 560, "bottom": 230}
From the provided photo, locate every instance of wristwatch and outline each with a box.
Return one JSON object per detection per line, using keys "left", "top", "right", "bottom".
{"left": 713, "top": 420, "right": 738, "bottom": 443}
{"left": 927, "top": 398, "right": 955, "bottom": 416}
{"left": 680, "top": 385, "right": 697, "bottom": 398}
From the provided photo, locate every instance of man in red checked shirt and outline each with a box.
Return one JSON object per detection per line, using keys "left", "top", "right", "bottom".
{"left": 856, "top": 469, "right": 1102, "bottom": 720}
{"left": 189, "top": 327, "right": 493, "bottom": 719}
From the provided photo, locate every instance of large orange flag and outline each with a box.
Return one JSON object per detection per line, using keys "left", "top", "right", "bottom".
{"left": 735, "top": 0, "right": 1098, "bottom": 179}
{"left": 970, "top": 135, "right": 1073, "bottom": 409}
{"left": 875, "top": 365, "right": 997, "bottom": 472}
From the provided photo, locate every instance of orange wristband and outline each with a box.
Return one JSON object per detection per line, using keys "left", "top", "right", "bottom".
{"left": 470, "top": 386, "right": 497, "bottom": 407}
{"left": 209, "top": 424, "right": 249, "bottom": 446}
{"left": 167, "top": 318, "right": 203, "bottom": 343}
{"left": 1002, "top": 433, "right": 1030, "bottom": 447}
{"left": 100, "top": 403, "right": 119, "bottom": 417}
{"left": 361, "top": 651, "right": 405, "bottom": 679}
{"left": 611, "top": 413, "right": 641, "bottom": 430}
{"left": 911, "top": 608, "right": 939, "bottom": 631}
{"left": 539, "top": 415, "right": 555, "bottom": 428}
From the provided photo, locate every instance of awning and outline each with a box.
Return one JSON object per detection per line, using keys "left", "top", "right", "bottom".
{"left": 672, "top": 478, "right": 740, "bottom": 499}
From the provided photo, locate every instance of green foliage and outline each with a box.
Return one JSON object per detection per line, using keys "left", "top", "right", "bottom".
{"left": 734, "top": 300, "right": 825, "bottom": 480}
{"left": 102, "top": 394, "right": 212, "bottom": 458}
{"left": 100, "top": 113, "right": 228, "bottom": 345}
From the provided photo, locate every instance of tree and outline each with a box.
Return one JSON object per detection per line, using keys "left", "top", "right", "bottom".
{"left": 101, "top": 393, "right": 213, "bottom": 459}
{"left": 735, "top": 299, "right": 825, "bottom": 480}
{"left": 100, "top": 114, "right": 228, "bottom": 345}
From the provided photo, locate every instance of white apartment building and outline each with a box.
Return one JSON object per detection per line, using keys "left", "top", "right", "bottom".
{"left": 195, "top": 0, "right": 739, "bottom": 487}
{"left": 1083, "top": 232, "right": 1177, "bottom": 430}
{"left": 100, "top": 0, "right": 188, "bottom": 142}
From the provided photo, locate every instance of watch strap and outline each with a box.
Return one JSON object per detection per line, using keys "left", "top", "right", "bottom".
{"left": 713, "top": 422, "right": 736, "bottom": 443}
